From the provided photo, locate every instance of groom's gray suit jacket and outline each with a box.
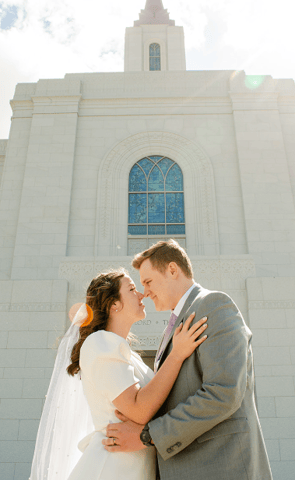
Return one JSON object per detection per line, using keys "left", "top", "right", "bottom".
{"left": 149, "top": 285, "right": 273, "bottom": 480}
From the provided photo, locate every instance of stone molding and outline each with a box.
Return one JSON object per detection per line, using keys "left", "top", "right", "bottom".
{"left": 11, "top": 95, "right": 82, "bottom": 117}
{"left": 249, "top": 301, "right": 295, "bottom": 309}
{"left": 0, "top": 303, "right": 66, "bottom": 312}
{"left": 31, "top": 95, "right": 82, "bottom": 115}
{"left": 79, "top": 97, "right": 232, "bottom": 106}
{"left": 32, "top": 95, "right": 82, "bottom": 105}
{"left": 10, "top": 100, "right": 34, "bottom": 115}
{"left": 96, "top": 131, "right": 220, "bottom": 256}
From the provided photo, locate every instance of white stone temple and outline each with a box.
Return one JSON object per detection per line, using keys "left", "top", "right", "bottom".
{"left": 0, "top": 1, "right": 295, "bottom": 478}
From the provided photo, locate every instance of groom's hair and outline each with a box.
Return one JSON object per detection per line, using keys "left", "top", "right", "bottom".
{"left": 132, "top": 239, "right": 193, "bottom": 278}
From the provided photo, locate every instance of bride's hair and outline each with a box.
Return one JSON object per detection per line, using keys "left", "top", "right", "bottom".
{"left": 67, "top": 268, "right": 127, "bottom": 376}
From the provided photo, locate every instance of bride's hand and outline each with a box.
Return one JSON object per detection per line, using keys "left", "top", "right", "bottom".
{"left": 171, "top": 313, "right": 208, "bottom": 362}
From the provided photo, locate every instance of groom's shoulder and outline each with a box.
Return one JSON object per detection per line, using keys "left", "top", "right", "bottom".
{"left": 193, "top": 284, "right": 234, "bottom": 307}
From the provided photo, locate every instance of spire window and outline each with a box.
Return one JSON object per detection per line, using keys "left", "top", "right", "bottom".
{"left": 149, "top": 43, "right": 161, "bottom": 71}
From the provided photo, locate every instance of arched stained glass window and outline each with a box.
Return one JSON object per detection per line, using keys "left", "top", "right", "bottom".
{"left": 149, "top": 43, "right": 161, "bottom": 71}
{"left": 128, "top": 156, "right": 185, "bottom": 238}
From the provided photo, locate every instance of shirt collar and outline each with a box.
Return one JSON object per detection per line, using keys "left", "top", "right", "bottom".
{"left": 173, "top": 282, "right": 196, "bottom": 317}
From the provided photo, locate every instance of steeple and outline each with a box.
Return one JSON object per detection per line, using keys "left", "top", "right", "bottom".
{"left": 125, "top": 0, "right": 186, "bottom": 72}
{"left": 134, "top": 0, "right": 175, "bottom": 26}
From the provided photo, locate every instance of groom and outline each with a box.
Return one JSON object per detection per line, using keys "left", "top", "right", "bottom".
{"left": 103, "top": 240, "right": 273, "bottom": 480}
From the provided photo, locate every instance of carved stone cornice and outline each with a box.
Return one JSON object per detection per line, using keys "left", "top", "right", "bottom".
{"left": 32, "top": 95, "right": 82, "bottom": 105}
{"left": 31, "top": 95, "right": 82, "bottom": 115}
{"left": 10, "top": 100, "right": 34, "bottom": 114}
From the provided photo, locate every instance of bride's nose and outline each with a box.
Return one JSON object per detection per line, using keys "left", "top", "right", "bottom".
{"left": 138, "top": 292, "right": 144, "bottom": 300}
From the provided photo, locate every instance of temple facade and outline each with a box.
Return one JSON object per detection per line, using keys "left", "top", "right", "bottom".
{"left": 0, "top": 1, "right": 295, "bottom": 478}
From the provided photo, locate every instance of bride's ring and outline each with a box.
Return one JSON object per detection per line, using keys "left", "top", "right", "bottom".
{"left": 112, "top": 437, "right": 116, "bottom": 446}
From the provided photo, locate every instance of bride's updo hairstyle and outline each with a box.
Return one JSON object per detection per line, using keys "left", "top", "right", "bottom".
{"left": 67, "top": 269, "right": 127, "bottom": 376}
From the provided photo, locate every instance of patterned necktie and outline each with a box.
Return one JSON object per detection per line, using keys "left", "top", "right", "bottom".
{"left": 156, "top": 311, "right": 178, "bottom": 361}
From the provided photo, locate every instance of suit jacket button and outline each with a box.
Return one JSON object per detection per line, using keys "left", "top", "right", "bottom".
{"left": 176, "top": 442, "right": 181, "bottom": 447}
{"left": 166, "top": 447, "right": 172, "bottom": 453}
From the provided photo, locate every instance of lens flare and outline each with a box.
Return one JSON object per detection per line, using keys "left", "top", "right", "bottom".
{"left": 68, "top": 303, "right": 94, "bottom": 327}
{"left": 69, "top": 303, "right": 83, "bottom": 323}
{"left": 81, "top": 304, "right": 94, "bottom": 327}
{"left": 245, "top": 75, "right": 265, "bottom": 90}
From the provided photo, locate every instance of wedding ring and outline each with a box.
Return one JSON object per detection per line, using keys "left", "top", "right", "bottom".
{"left": 112, "top": 437, "right": 116, "bottom": 446}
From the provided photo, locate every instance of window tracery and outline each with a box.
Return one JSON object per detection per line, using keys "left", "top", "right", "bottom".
{"left": 128, "top": 156, "right": 185, "bottom": 239}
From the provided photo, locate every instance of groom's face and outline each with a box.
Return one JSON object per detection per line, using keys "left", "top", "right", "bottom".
{"left": 139, "top": 259, "right": 176, "bottom": 311}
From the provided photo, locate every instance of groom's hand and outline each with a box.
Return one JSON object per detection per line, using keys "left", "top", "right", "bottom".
{"left": 102, "top": 410, "right": 147, "bottom": 452}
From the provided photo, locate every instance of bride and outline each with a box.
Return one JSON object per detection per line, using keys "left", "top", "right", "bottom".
{"left": 29, "top": 268, "right": 208, "bottom": 480}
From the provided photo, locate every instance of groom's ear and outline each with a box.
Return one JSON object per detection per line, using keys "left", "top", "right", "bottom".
{"left": 167, "top": 262, "right": 179, "bottom": 279}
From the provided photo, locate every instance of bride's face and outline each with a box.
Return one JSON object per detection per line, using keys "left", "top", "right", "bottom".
{"left": 117, "top": 275, "right": 146, "bottom": 323}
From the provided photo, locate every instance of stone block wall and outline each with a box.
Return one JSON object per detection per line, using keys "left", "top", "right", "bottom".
{"left": 0, "top": 280, "right": 67, "bottom": 480}
{"left": 247, "top": 277, "right": 295, "bottom": 479}
{"left": 0, "top": 140, "right": 7, "bottom": 189}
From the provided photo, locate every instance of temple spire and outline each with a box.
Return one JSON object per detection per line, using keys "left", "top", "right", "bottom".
{"left": 134, "top": 0, "right": 175, "bottom": 26}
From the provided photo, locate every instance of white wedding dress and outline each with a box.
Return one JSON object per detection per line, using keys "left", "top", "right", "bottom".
{"left": 67, "top": 330, "right": 156, "bottom": 480}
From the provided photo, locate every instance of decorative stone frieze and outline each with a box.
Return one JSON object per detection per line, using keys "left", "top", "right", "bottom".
{"left": 59, "top": 256, "right": 256, "bottom": 284}
{"left": 132, "top": 335, "right": 163, "bottom": 347}
{"left": 0, "top": 303, "right": 66, "bottom": 312}
{"left": 249, "top": 301, "right": 295, "bottom": 309}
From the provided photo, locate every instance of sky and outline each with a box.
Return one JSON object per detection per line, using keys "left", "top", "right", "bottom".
{"left": 0, "top": 0, "right": 294, "bottom": 138}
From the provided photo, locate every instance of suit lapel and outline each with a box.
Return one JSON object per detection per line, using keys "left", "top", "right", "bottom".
{"left": 156, "top": 284, "right": 201, "bottom": 370}
{"left": 154, "top": 326, "right": 168, "bottom": 372}
{"left": 155, "top": 325, "right": 168, "bottom": 360}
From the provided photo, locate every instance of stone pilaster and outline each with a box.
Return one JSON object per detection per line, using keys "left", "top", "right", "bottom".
{"left": 10, "top": 79, "right": 81, "bottom": 280}
{"left": 0, "top": 87, "right": 34, "bottom": 279}
{"left": 231, "top": 73, "right": 295, "bottom": 277}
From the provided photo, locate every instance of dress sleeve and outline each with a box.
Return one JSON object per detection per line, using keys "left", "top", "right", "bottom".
{"left": 80, "top": 331, "right": 140, "bottom": 402}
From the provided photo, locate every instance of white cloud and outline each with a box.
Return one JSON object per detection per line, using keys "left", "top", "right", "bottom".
{"left": 0, "top": 0, "right": 295, "bottom": 138}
